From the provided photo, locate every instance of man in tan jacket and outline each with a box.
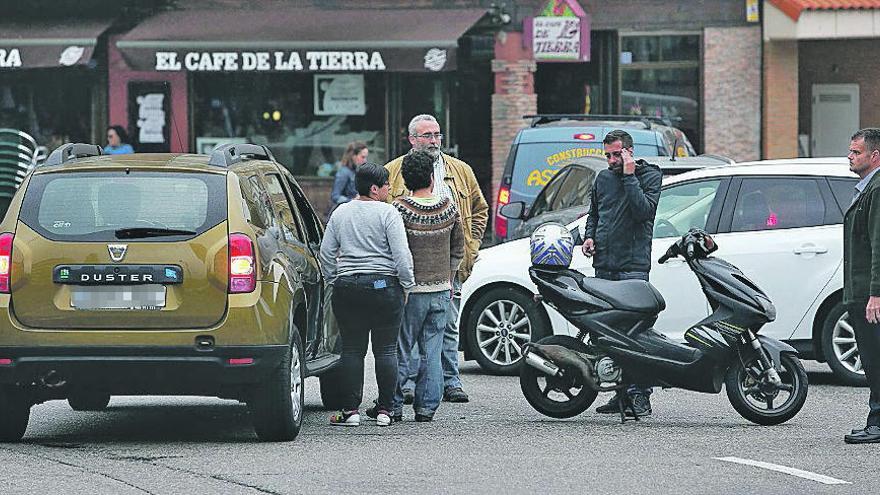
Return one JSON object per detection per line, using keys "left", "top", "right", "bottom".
{"left": 386, "top": 114, "right": 488, "bottom": 403}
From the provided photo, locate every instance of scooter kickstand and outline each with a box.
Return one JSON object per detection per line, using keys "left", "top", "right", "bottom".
{"left": 617, "top": 393, "right": 639, "bottom": 424}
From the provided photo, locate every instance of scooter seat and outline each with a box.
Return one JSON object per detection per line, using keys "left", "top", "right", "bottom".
{"left": 579, "top": 277, "right": 666, "bottom": 313}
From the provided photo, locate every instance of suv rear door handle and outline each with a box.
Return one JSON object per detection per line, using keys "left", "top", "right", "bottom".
{"left": 793, "top": 244, "right": 828, "bottom": 255}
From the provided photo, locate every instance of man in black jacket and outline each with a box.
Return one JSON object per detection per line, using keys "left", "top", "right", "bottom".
{"left": 843, "top": 128, "right": 880, "bottom": 444}
{"left": 582, "top": 129, "right": 662, "bottom": 417}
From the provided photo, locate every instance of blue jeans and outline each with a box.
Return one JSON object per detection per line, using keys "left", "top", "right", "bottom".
{"left": 403, "top": 279, "right": 463, "bottom": 393}
{"left": 393, "top": 291, "right": 450, "bottom": 417}
{"left": 594, "top": 269, "right": 652, "bottom": 397}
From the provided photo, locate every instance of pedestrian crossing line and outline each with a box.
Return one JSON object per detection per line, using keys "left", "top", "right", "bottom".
{"left": 713, "top": 456, "right": 851, "bottom": 485}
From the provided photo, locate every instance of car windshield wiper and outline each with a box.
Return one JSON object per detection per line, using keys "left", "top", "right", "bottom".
{"left": 114, "top": 227, "right": 197, "bottom": 239}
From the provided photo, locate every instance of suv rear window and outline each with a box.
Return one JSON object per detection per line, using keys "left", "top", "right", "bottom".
{"left": 19, "top": 171, "right": 227, "bottom": 241}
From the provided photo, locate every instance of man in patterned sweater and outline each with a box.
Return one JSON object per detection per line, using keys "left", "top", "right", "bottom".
{"left": 390, "top": 150, "right": 464, "bottom": 422}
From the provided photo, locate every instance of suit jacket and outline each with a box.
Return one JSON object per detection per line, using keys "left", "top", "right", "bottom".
{"left": 844, "top": 169, "right": 880, "bottom": 305}
{"left": 385, "top": 153, "right": 488, "bottom": 282}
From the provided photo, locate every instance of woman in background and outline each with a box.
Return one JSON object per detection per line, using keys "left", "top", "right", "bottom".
{"left": 105, "top": 126, "right": 134, "bottom": 155}
{"left": 327, "top": 141, "right": 368, "bottom": 220}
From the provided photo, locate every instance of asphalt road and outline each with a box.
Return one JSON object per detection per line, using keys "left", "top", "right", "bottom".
{"left": 1, "top": 358, "right": 877, "bottom": 495}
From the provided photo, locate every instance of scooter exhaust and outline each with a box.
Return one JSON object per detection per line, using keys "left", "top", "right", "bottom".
{"left": 523, "top": 343, "right": 599, "bottom": 390}
{"left": 523, "top": 347, "right": 563, "bottom": 377}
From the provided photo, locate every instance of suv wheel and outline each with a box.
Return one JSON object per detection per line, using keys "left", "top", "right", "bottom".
{"left": 820, "top": 301, "right": 867, "bottom": 386}
{"left": 0, "top": 387, "right": 31, "bottom": 442}
{"left": 249, "top": 330, "right": 304, "bottom": 442}
{"left": 465, "top": 286, "right": 549, "bottom": 375}
{"left": 68, "top": 391, "right": 111, "bottom": 411}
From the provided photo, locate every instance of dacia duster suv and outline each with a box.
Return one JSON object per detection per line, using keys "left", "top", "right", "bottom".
{"left": 0, "top": 143, "right": 341, "bottom": 442}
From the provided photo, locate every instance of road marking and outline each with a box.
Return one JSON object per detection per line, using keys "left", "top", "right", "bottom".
{"left": 713, "top": 456, "right": 851, "bottom": 485}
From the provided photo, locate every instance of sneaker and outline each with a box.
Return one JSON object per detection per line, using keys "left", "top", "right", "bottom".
{"left": 329, "top": 410, "right": 360, "bottom": 426}
{"left": 443, "top": 387, "right": 469, "bottom": 403}
{"left": 402, "top": 389, "right": 414, "bottom": 405}
{"left": 375, "top": 410, "right": 393, "bottom": 427}
{"left": 595, "top": 392, "right": 622, "bottom": 414}
{"left": 365, "top": 403, "right": 402, "bottom": 424}
{"left": 625, "top": 393, "right": 652, "bottom": 418}
{"left": 414, "top": 413, "right": 433, "bottom": 422}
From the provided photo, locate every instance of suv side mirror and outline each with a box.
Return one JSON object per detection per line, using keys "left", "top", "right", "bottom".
{"left": 499, "top": 201, "right": 526, "bottom": 219}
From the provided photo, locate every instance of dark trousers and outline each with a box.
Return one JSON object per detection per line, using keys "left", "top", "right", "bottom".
{"left": 849, "top": 302, "right": 880, "bottom": 427}
{"left": 332, "top": 274, "right": 404, "bottom": 412}
{"left": 595, "top": 269, "right": 652, "bottom": 396}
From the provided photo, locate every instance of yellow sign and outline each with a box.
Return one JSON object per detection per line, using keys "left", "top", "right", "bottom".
{"left": 526, "top": 147, "right": 605, "bottom": 186}
{"left": 746, "top": 0, "right": 759, "bottom": 23}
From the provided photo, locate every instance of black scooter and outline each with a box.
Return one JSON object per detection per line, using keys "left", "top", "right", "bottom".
{"left": 520, "top": 229, "right": 808, "bottom": 425}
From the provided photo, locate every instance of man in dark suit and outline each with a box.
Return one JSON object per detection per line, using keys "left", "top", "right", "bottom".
{"left": 843, "top": 128, "right": 880, "bottom": 444}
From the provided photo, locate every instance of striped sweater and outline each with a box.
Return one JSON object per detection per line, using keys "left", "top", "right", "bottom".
{"left": 392, "top": 196, "right": 465, "bottom": 293}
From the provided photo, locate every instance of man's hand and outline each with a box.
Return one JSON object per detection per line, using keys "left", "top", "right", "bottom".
{"left": 622, "top": 148, "right": 636, "bottom": 175}
{"left": 867, "top": 296, "right": 880, "bottom": 324}
{"left": 582, "top": 238, "right": 595, "bottom": 257}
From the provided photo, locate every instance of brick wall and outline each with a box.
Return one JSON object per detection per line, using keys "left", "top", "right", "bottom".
{"left": 798, "top": 39, "right": 880, "bottom": 143}
{"left": 491, "top": 32, "right": 537, "bottom": 219}
{"left": 763, "top": 41, "right": 799, "bottom": 159}
{"left": 703, "top": 26, "right": 761, "bottom": 162}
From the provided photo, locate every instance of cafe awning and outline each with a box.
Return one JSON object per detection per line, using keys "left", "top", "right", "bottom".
{"left": 115, "top": 8, "right": 488, "bottom": 73}
{"left": 0, "top": 20, "right": 113, "bottom": 69}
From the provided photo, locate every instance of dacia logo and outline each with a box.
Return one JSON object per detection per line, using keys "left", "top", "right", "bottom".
{"left": 108, "top": 244, "right": 128, "bottom": 262}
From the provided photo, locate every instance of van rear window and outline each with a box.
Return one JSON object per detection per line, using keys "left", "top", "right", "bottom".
{"left": 19, "top": 171, "right": 227, "bottom": 241}
{"left": 511, "top": 142, "right": 663, "bottom": 202}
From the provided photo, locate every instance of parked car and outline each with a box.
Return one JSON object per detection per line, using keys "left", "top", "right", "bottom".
{"left": 494, "top": 114, "right": 699, "bottom": 243}
{"left": 462, "top": 158, "right": 863, "bottom": 386}
{"left": 0, "top": 143, "right": 343, "bottom": 442}
{"left": 499, "top": 154, "right": 734, "bottom": 241}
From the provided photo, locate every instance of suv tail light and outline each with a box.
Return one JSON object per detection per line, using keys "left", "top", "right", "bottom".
{"left": 0, "top": 233, "right": 13, "bottom": 293}
{"left": 494, "top": 185, "right": 510, "bottom": 239}
{"left": 228, "top": 233, "right": 256, "bottom": 293}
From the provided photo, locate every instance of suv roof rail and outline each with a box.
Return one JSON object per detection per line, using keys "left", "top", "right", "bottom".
{"left": 208, "top": 143, "right": 276, "bottom": 167}
{"left": 698, "top": 153, "right": 735, "bottom": 164}
{"left": 523, "top": 114, "right": 680, "bottom": 128}
{"left": 44, "top": 143, "right": 104, "bottom": 166}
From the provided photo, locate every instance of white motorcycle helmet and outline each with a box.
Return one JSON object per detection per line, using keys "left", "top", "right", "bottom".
{"left": 530, "top": 222, "right": 574, "bottom": 268}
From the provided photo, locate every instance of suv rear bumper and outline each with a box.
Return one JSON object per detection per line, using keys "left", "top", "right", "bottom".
{"left": 0, "top": 345, "right": 288, "bottom": 397}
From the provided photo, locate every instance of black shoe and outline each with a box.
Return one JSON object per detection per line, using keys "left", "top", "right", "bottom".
{"left": 415, "top": 413, "right": 433, "bottom": 422}
{"left": 845, "top": 425, "right": 880, "bottom": 444}
{"left": 402, "top": 389, "right": 414, "bottom": 405}
{"left": 595, "top": 393, "right": 622, "bottom": 414}
{"left": 443, "top": 387, "right": 469, "bottom": 403}
{"left": 365, "top": 403, "right": 402, "bottom": 423}
{"left": 625, "top": 393, "right": 652, "bottom": 418}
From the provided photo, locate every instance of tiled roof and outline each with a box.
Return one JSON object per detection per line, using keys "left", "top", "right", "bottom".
{"left": 770, "top": 0, "right": 880, "bottom": 20}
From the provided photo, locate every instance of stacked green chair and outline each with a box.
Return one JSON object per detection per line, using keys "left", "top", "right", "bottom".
{"left": 0, "top": 128, "right": 38, "bottom": 218}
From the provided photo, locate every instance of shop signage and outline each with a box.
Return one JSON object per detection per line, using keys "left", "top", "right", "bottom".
{"left": 155, "top": 50, "right": 387, "bottom": 72}
{"left": 525, "top": 0, "right": 590, "bottom": 62}
{"left": 746, "top": 0, "right": 760, "bottom": 23}
{"left": 314, "top": 74, "right": 366, "bottom": 116}
{"left": 137, "top": 93, "right": 166, "bottom": 144}
{"left": 0, "top": 48, "right": 22, "bottom": 68}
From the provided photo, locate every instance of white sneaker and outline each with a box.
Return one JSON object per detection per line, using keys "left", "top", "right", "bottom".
{"left": 376, "top": 411, "right": 391, "bottom": 427}
{"left": 329, "top": 410, "right": 360, "bottom": 426}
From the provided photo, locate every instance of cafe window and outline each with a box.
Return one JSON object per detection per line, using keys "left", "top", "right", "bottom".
{"left": 193, "top": 73, "right": 386, "bottom": 177}
{"left": 619, "top": 34, "right": 701, "bottom": 152}
{"left": 0, "top": 72, "right": 93, "bottom": 151}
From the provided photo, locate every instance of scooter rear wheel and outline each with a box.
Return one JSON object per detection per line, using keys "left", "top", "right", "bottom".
{"left": 519, "top": 335, "right": 598, "bottom": 418}
{"left": 725, "top": 352, "right": 808, "bottom": 426}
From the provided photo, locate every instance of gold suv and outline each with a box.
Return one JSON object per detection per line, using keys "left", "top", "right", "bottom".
{"left": 0, "top": 143, "right": 340, "bottom": 442}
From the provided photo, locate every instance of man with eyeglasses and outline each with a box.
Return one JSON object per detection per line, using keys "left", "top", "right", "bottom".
{"left": 582, "top": 129, "right": 662, "bottom": 418}
{"left": 385, "top": 114, "right": 488, "bottom": 405}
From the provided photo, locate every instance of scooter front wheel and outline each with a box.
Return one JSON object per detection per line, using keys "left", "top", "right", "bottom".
{"left": 725, "top": 352, "right": 808, "bottom": 426}
{"left": 519, "top": 335, "right": 598, "bottom": 419}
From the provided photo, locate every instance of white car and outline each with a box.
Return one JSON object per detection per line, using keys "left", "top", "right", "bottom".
{"left": 460, "top": 158, "right": 863, "bottom": 384}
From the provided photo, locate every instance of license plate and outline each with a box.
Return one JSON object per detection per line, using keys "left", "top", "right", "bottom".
{"left": 70, "top": 285, "right": 166, "bottom": 310}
